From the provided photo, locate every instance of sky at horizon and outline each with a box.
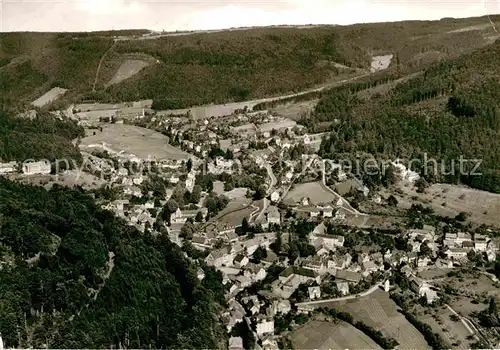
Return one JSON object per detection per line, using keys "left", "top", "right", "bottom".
{"left": 1, "top": 0, "right": 499, "bottom": 32}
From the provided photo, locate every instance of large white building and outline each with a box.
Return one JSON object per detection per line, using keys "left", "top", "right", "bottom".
{"left": 0, "top": 161, "right": 17, "bottom": 174}
{"left": 22, "top": 160, "right": 51, "bottom": 175}
{"left": 391, "top": 161, "right": 420, "bottom": 183}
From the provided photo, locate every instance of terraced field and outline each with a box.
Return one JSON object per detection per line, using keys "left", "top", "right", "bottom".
{"left": 321, "top": 289, "right": 430, "bottom": 349}
{"left": 291, "top": 320, "right": 382, "bottom": 350}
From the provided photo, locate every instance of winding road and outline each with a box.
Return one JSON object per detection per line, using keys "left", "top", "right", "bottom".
{"left": 92, "top": 41, "right": 116, "bottom": 92}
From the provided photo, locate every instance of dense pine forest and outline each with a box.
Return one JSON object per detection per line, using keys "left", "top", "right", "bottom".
{"left": 311, "top": 41, "right": 500, "bottom": 193}
{"left": 0, "top": 110, "right": 83, "bottom": 162}
{"left": 0, "top": 178, "right": 226, "bottom": 348}
{"left": 1, "top": 15, "right": 499, "bottom": 109}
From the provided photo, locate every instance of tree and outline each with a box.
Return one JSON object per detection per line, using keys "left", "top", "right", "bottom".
{"left": 488, "top": 297, "right": 498, "bottom": 315}
{"left": 186, "top": 158, "right": 193, "bottom": 172}
{"left": 180, "top": 222, "right": 195, "bottom": 240}
{"left": 270, "top": 232, "right": 282, "bottom": 253}
{"left": 207, "top": 178, "right": 214, "bottom": 192}
{"left": 415, "top": 177, "right": 428, "bottom": 193}
{"left": 224, "top": 181, "right": 234, "bottom": 192}
{"left": 455, "top": 212, "right": 468, "bottom": 222}
{"left": 216, "top": 195, "right": 230, "bottom": 211}
{"left": 387, "top": 195, "right": 398, "bottom": 207}
{"left": 195, "top": 211, "right": 204, "bottom": 222}
{"left": 191, "top": 185, "right": 202, "bottom": 203}
{"left": 161, "top": 199, "right": 179, "bottom": 223}
{"left": 252, "top": 246, "right": 267, "bottom": 263}
{"left": 419, "top": 242, "right": 432, "bottom": 257}
{"left": 183, "top": 190, "right": 192, "bottom": 204}
{"left": 495, "top": 259, "right": 500, "bottom": 279}
{"left": 254, "top": 185, "right": 267, "bottom": 200}
{"left": 171, "top": 185, "right": 185, "bottom": 206}
{"left": 241, "top": 217, "right": 250, "bottom": 234}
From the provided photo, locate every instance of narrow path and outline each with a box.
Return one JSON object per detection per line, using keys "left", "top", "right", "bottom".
{"left": 296, "top": 282, "right": 383, "bottom": 307}
{"left": 320, "top": 160, "right": 367, "bottom": 217}
{"left": 248, "top": 204, "right": 260, "bottom": 223}
{"left": 93, "top": 251, "right": 115, "bottom": 301}
{"left": 445, "top": 304, "right": 476, "bottom": 336}
{"left": 157, "top": 72, "right": 371, "bottom": 118}
{"left": 254, "top": 162, "right": 277, "bottom": 223}
{"left": 92, "top": 41, "right": 116, "bottom": 92}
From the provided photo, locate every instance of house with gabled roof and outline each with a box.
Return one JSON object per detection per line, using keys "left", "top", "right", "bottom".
{"left": 334, "top": 269, "right": 362, "bottom": 285}
{"left": 267, "top": 206, "right": 281, "bottom": 225}
{"left": 308, "top": 286, "right": 321, "bottom": 300}
{"left": 192, "top": 235, "right": 212, "bottom": 250}
{"left": 205, "top": 247, "right": 233, "bottom": 267}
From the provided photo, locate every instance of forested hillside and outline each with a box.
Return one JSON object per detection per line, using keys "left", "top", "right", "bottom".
{"left": 0, "top": 178, "right": 226, "bottom": 348}
{"left": 1, "top": 15, "right": 499, "bottom": 109}
{"left": 312, "top": 40, "right": 500, "bottom": 193}
{"left": 0, "top": 111, "right": 83, "bottom": 162}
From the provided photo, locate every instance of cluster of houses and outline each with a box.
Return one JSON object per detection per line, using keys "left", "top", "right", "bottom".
{"left": 16, "top": 102, "right": 496, "bottom": 349}
{"left": 443, "top": 231, "right": 497, "bottom": 262}
{"left": 210, "top": 216, "right": 500, "bottom": 350}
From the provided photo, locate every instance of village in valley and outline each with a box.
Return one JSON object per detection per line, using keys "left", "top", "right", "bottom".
{"left": 1, "top": 96, "right": 500, "bottom": 350}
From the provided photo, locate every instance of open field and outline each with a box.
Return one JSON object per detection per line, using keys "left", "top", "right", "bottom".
{"left": 291, "top": 320, "right": 382, "bottom": 350}
{"left": 370, "top": 54, "right": 393, "bottom": 73}
{"left": 417, "top": 306, "right": 474, "bottom": 348}
{"left": 106, "top": 59, "right": 150, "bottom": 86}
{"left": 418, "top": 268, "right": 453, "bottom": 280}
{"left": 450, "top": 297, "right": 488, "bottom": 317}
{"left": 74, "top": 100, "right": 153, "bottom": 112}
{"left": 79, "top": 124, "right": 193, "bottom": 161}
{"left": 385, "top": 183, "right": 500, "bottom": 227}
{"left": 271, "top": 99, "right": 318, "bottom": 120}
{"left": 284, "top": 181, "right": 336, "bottom": 205}
{"left": 31, "top": 87, "right": 68, "bottom": 107}
{"left": 435, "top": 274, "right": 500, "bottom": 298}
{"left": 214, "top": 199, "right": 253, "bottom": 226}
{"left": 224, "top": 188, "right": 248, "bottom": 200}
{"left": 320, "top": 289, "right": 430, "bottom": 349}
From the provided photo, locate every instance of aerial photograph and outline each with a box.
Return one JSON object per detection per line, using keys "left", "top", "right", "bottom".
{"left": 0, "top": 0, "right": 500, "bottom": 348}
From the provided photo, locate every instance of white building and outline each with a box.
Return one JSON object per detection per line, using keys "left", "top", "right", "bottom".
{"left": 391, "top": 160, "right": 420, "bottom": 183}
{"left": 205, "top": 247, "right": 233, "bottom": 267}
{"left": 0, "top": 161, "right": 17, "bottom": 174}
{"left": 336, "top": 281, "right": 350, "bottom": 295}
{"left": 444, "top": 232, "right": 472, "bottom": 248}
{"left": 270, "top": 299, "right": 291, "bottom": 316}
{"left": 321, "top": 205, "right": 334, "bottom": 217}
{"left": 419, "top": 283, "right": 439, "bottom": 304}
{"left": 256, "top": 318, "right": 274, "bottom": 337}
{"left": 267, "top": 206, "right": 281, "bottom": 225}
{"left": 22, "top": 160, "right": 51, "bottom": 175}
{"left": 229, "top": 337, "right": 244, "bottom": 350}
{"left": 313, "top": 234, "right": 345, "bottom": 250}
{"left": 270, "top": 191, "right": 280, "bottom": 203}
{"left": 445, "top": 248, "right": 469, "bottom": 260}
{"left": 234, "top": 254, "right": 249, "bottom": 268}
{"left": 474, "top": 234, "right": 489, "bottom": 252}
{"left": 308, "top": 286, "right": 321, "bottom": 300}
